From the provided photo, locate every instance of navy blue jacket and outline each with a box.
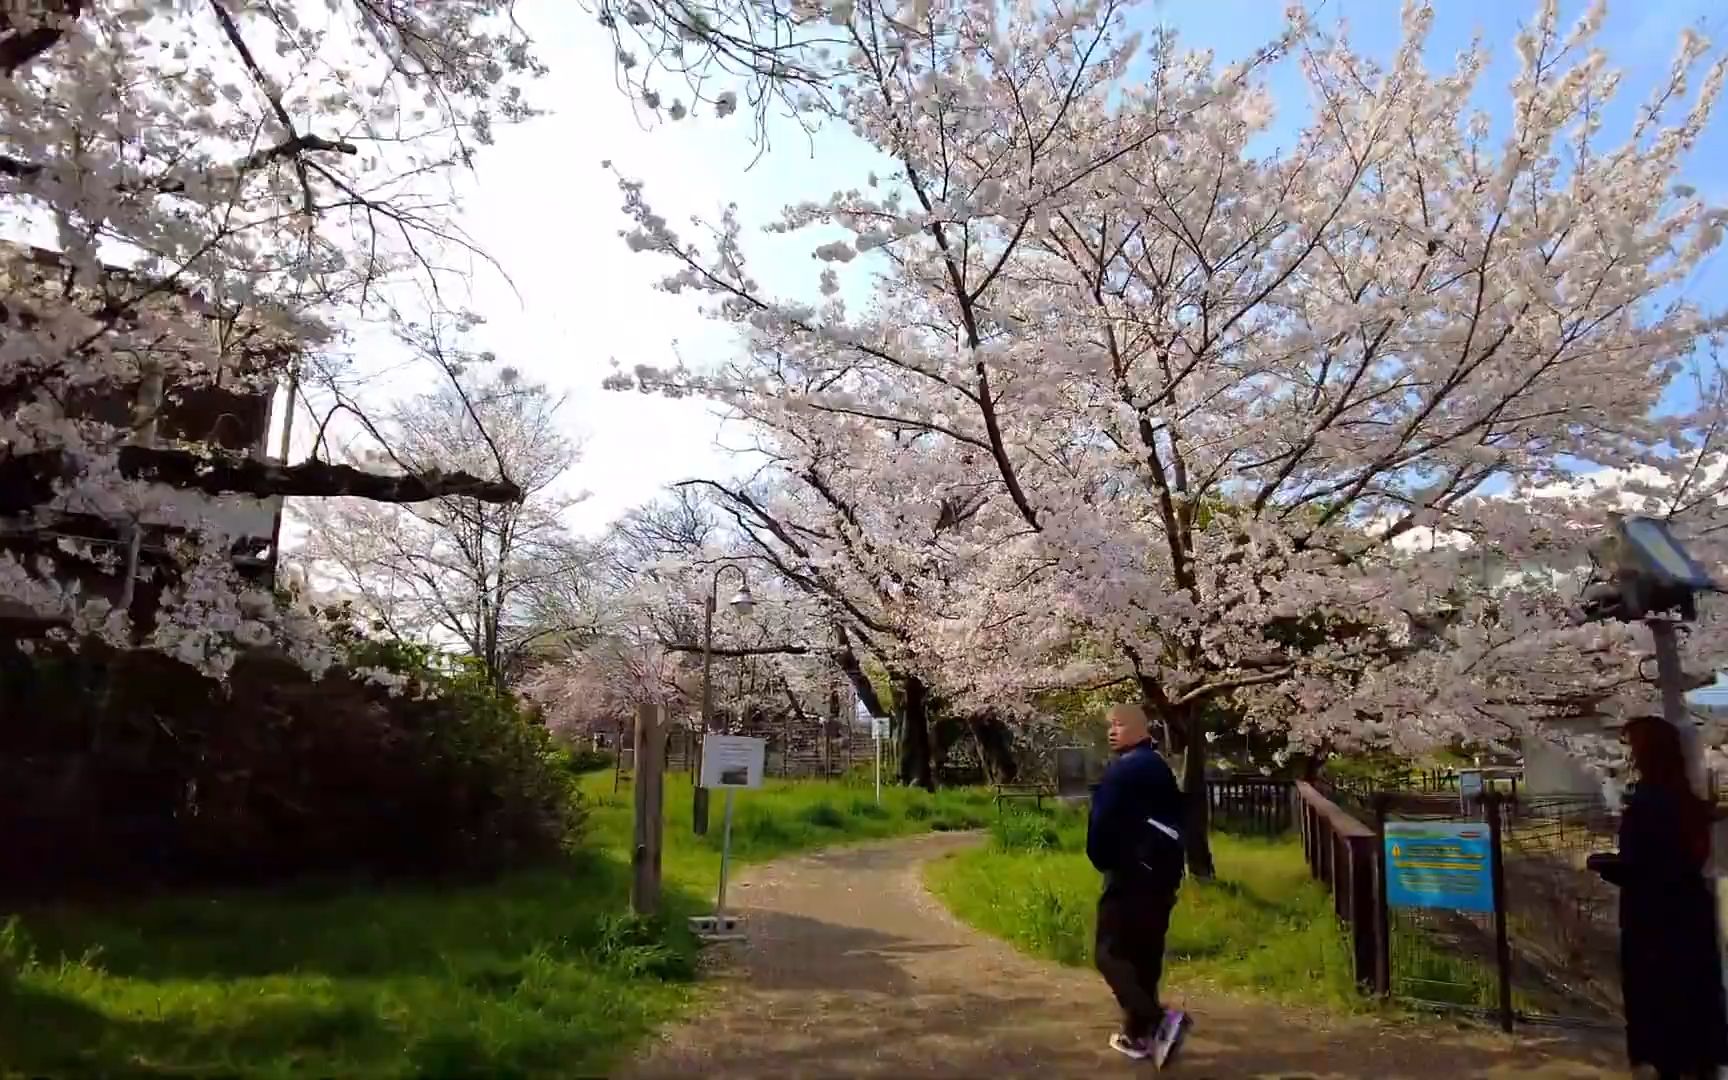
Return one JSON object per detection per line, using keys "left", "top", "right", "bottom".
{"left": 1086, "top": 739, "right": 1185, "bottom": 889}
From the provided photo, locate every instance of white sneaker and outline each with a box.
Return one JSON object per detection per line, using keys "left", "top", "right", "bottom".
{"left": 1108, "top": 1032, "right": 1153, "bottom": 1060}
{"left": 1151, "top": 1009, "right": 1188, "bottom": 1068}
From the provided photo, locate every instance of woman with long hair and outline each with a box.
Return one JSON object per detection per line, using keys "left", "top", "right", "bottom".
{"left": 1589, "top": 716, "right": 1728, "bottom": 1079}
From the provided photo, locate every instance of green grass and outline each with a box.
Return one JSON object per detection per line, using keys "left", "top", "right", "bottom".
{"left": 0, "top": 771, "right": 991, "bottom": 1078}
{"left": 925, "top": 805, "right": 1365, "bottom": 1012}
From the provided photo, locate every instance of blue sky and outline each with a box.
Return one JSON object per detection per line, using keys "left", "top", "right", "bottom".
{"left": 385, "top": 0, "right": 1728, "bottom": 536}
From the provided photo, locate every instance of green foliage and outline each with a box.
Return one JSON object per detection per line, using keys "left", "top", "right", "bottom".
{"left": 0, "top": 622, "right": 581, "bottom": 896}
{"left": 846, "top": 797, "right": 891, "bottom": 820}
{"left": 860, "top": 657, "right": 895, "bottom": 715}
{"left": 0, "top": 859, "right": 698, "bottom": 1078}
{"left": 0, "top": 915, "right": 35, "bottom": 987}
{"left": 929, "top": 804, "right": 1364, "bottom": 1012}
{"left": 799, "top": 802, "right": 848, "bottom": 829}
{"left": 552, "top": 747, "right": 617, "bottom": 776}
{"left": 0, "top": 774, "right": 994, "bottom": 1077}
{"left": 579, "top": 772, "right": 993, "bottom": 868}
{"left": 590, "top": 912, "right": 696, "bottom": 981}
{"left": 990, "top": 810, "right": 1071, "bottom": 854}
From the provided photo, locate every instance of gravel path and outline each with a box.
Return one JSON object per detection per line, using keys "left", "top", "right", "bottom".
{"left": 622, "top": 832, "right": 1622, "bottom": 1078}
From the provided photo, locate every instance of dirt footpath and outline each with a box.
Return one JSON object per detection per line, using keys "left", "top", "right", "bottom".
{"left": 623, "top": 832, "right": 1622, "bottom": 1079}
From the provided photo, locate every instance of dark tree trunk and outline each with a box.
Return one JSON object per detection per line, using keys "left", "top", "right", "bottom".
{"left": 1151, "top": 696, "right": 1215, "bottom": 879}
{"left": 968, "top": 713, "right": 1018, "bottom": 783}
{"left": 892, "top": 671, "right": 934, "bottom": 792}
{"left": 831, "top": 625, "right": 888, "bottom": 718}
{"left": 1178, "top": 721, "right": 1215, "bottom": 878}
{"left": 930, "top": 713, "right": 957, "bottom": 781}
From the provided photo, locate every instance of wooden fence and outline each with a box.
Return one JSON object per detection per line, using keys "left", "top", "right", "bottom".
{"left": 1295, "top": 780, "right": 1382, "bottom": 989}
{"left": 1206, "top": 776, "right": 1294, "bottom": 835}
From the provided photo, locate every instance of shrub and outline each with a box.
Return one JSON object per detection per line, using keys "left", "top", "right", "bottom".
{"left": 847, "top": 797, "right": 891, "bottom": 820}
{"left": 590, "top": 913, "right": 696, "bottom": 981}
{"left": 799, "top": 802, "right": 847, "bottom": 829}
{"left": 0, "top": 633, "right": 581, "bottom": 899}
{"left": 559, "top": 747, "right": 615, "bottom": 775}
{"left": 0, "top": 916, "right": 34, "bottom": 988}
{"left": 991, "top": 813, "right": 1062, "bottom": 853}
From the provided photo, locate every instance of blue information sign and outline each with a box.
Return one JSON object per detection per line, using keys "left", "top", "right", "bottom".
{"left": 1384, "top": 821, "right": 1494, "bottom": 913}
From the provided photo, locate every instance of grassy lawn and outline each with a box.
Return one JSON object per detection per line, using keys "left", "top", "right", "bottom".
{"left": 925, "top": 804, "right": 1365, "bottom": 1012}
{"left": 0, "top": 771, "right": 990, "bottom": 1078}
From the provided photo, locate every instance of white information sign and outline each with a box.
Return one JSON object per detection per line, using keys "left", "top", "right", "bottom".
{"left": 700, "top": 735, "right": 766, "bottom": 789}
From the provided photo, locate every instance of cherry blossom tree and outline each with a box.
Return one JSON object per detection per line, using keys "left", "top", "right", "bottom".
{"left": 523, "top": 488, "right": 856, "bottom": 762}
{"left": 1, "top": 1, "right": 544, "bottom": 678}
{"left": 610, "top": 0, "right": 1728, "bottom": 872}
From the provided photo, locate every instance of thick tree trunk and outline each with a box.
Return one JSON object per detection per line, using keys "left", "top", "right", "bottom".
{"left": 891, "top": 671, "right": 934, "bottom": 792}
{"left": 1178, "top": 724, "right": 1215, "bottom": 878}
{"left": 968, "top": 713, "right": 1018, "bottom": 784}
{"left": 1152, "top": 697, "right": 1215, "bottom": 879}
{"left": 830, "top": 625, "right": 888, "bottom": 718}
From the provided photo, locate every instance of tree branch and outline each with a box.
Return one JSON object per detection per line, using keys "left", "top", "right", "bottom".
{"left": 0, "top": 1, "right": 80, "bottom": 77}
{"left": 660, "top": 641, "right": 812, "bottom": 657}
{"left": 1, "top": 133, "right": 358, "bottom": 192}
{"left": 0, "top": 446, "right": 522, "bottom": 514}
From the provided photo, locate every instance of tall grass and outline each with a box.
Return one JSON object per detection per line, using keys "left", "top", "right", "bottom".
{"left": 926, "top": 804, "right": 1365, "bottom": 1012}
{"left": 0, "top": 771, "right": 990, "bottom": 1078}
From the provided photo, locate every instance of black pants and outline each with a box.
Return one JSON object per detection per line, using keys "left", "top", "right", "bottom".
{"left": 1095, "top": 879, "right": 1178, "bottom": 1040}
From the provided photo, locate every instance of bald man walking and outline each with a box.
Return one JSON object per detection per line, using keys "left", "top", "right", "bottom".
{"left": 1087, "top": 703, "right": 1189, "bottom": 1064}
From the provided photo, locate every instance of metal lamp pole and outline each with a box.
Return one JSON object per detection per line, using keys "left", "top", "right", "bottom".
{"left": 694, "top": 564, "right": 753, "bottom": 836}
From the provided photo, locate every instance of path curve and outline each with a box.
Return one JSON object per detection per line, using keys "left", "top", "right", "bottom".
{"left": 623, "top": 832, "right": 1621, "bottom": 1078}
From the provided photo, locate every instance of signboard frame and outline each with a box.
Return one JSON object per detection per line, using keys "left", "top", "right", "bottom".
{"left": 1383, "top": 820, "right": 1495, "bottom": 913}
{"left": 699, "top": 734, "right": 766, "bottom": 790}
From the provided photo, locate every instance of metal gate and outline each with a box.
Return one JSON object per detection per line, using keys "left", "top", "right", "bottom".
{"left": 1376, "top": 792, "right": 1620, "bottom": 1030}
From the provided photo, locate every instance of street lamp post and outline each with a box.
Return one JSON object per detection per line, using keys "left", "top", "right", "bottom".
{"left": 694, "top": 564, "right": 754, "bottom": 836}
{"left": 1581, "top": 514, "right": 1720, "bottom": 790}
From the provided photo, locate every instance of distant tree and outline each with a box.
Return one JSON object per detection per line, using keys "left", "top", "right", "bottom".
{"left": 299, "top": 357, "right": 591, "bottom": 686}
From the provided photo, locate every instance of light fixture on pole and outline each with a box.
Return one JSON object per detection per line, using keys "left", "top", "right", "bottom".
{"left": 694, "top": 563, "right": 753, "bottom": 836}
{"left": 1580, "top": 514, "right": 1720, "bottom": 784}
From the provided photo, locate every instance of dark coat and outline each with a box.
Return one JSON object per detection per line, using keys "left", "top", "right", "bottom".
{"left": 1595, "top": 786, "right": 1728, "bottom": 1073}
{"left": 1086, "top": 739, "right": 1185, "bottom": 892}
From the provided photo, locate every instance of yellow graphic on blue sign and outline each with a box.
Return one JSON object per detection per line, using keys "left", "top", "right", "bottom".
{"left": 1384, "top": 821, "right": 1494, "bottom": 913}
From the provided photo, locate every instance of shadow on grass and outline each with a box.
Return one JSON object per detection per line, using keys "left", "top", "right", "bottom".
{"left": 1195, "top": 874, "right": 1314, "bottom": 920}
{"left": 13, "top": 851, "right": 647, "bottom": 982}
{"left": 0, "top": 979, "right": 395, "bottom": 1078}
{"left": 2, "top": 849, "right": 710, "bottom": 1078}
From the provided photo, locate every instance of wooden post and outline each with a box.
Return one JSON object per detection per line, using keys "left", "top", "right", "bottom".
{"left": 631, "top": 702, "right": 666, "bottom": 918}
{"left": 1373, "top": 795, "right": 1392, "bottom": 996}
{"left": 1486, "top": 791, "right": 1514, "bottom": 1032}
{"left": 613, "top": 715, "right": 625, "bottom": 796}
{"left": 1345, "top": 832, "right": 1378, "bottom": 990}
